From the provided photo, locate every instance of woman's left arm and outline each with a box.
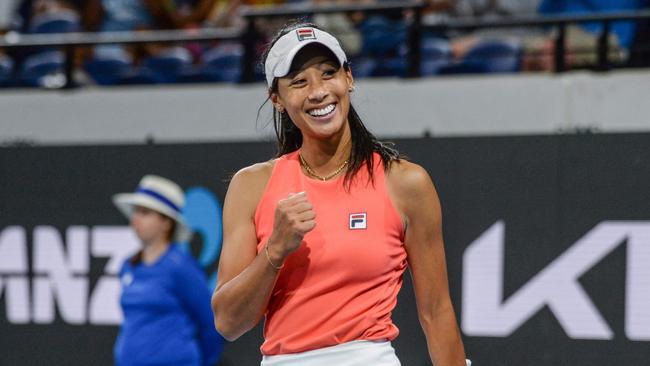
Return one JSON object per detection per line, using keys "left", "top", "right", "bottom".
{"left": 387, "top": 160, "right": 467, "bottom": 366}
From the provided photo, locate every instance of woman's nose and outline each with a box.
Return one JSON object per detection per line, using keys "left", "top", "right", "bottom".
{"left": 308, "top": 80, "right": 328, "bottom": 102}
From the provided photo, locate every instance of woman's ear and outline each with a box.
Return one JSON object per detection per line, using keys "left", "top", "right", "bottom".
{"left": 345, "top": 68, "right": 355, "bottom": 92}
{"left": 270, "top": 92, "right": 284, "bottom": 113}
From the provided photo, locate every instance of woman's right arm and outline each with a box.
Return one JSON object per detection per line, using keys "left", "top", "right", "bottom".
{"left": 211, "top": 163, "right": 315, "bottom": 341}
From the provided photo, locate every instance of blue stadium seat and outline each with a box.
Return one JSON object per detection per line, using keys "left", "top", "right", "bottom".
{"left": 420, "top": 38, "right": 453, "bottom": 76}
{"left": 199, "top": 43, "right": 243, "bottom": 83}
{"left": 437, "top": 60, "right": 489, "bottom": 75}
{"left": 349, "top": 57, "right": 376, "bottom": 78}
{"left": 438, "top": 39, "right": 522, "bottom": 75}
{"left": 373, "top": 57, "right": 407, "bottom": 77}
{"left": 353, "top": 38, "right": 450, "bottom": 78}
{"left": 464, "top": 39, "right": 522, "bottom": 73}
{"left": 142, "top": 47, "right": 193, "bottom": 83}
{"left": 84, "top": 50, "right": 133, "bottom": 85}
{"left": 0, "top": 55, "right": 14, "bottom": 84}
{"left": 116, "top": 66, "right": 159, "bottom": 85}
{"left": 359, "top": 16, "right": 407, "bottom": 57}
{"left": 174, "top": 65, "right": 209, "bottom": 83}
{"left": 29, "top": 10, "right": 80, "bottom": 34}
{"left": 20, "top": 51, "right": 64, "bottom": 87}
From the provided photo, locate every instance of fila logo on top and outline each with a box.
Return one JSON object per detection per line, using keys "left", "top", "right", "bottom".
{"left": 349, "top": 213, "right": 367, "bottom": 230}
{"left": 296, "top": 28, "right": 316, "bottom": 41}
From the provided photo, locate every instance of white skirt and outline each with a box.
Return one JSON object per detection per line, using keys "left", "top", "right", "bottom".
{"left": 260, "top": 340, "right": 401, "bottom": 366}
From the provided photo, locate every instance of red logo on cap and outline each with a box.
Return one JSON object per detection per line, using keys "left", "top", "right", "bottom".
{"left": 296, "top": 28, "right": 316, "bottom": 41}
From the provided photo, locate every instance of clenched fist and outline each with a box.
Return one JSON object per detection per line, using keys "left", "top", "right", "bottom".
{"left": 267, "top": 192, "right": 316, "bottom": 263}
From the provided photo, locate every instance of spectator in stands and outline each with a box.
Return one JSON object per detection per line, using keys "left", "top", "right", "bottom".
{"left": 0, "top": 1, "right": 21, "bottom": 32}
{"left": 146, "top": 0, "right": 219, "bottom": 60}
{"left": 0, "top": 1, "right": 20, "bottom": 48}
{"left": 206, "top": 0, "right": 310, "bottom": 56}
{"left": 528, "top": 0, "right": 647, "bottom": 70}
{"left": 422, "top": 0, "right": 646, "bottom": 72}
{"left": 12, "top": 0, "right": 81, "bottom": 33}
{"left": 4, "top": 0, "right": 83, "bottom": 85}
{"left": 82, "top": 0, "right": 212, "bottom": 64}
{"left": 112, "top": 175, "right": 222, "bottom": 366}
{"left": 202, "top": 0, "right": 246, "bottom": 28}
{"left": 125, "top": 0, "right": 219, "bottom": 30}
{"left": 82, "top": 0, "right": 157, "bottom": 62}
{"left": 247, "top": 0, "right": 303, "bottom": 41}
{"left": 443, "top": 0, "right": 543, "bottom": 66}
{"left": 421, "top": 0, "right": 454, "bottom": 23}
{"left": 311, "top": 0, "right": 362, "bottom": 56}
{"left": 450, "top": 0, "right": 539, "bottom": 18}
{"left": 83, "top": 0, "right": 154, "bottom": 33}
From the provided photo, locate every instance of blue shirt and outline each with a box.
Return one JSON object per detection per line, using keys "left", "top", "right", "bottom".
{"left": 114, "top": 245, "right": 223, "bottom": 366}
{"left": 101, "top": 0, "right": 154, "bottom": 32}
{"left": 538, "top": 0, "right": 646, "bottom": 48}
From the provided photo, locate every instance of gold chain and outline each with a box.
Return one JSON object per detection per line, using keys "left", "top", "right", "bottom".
{"left": 299, "top": 153, "right": 348, "bottom": 181}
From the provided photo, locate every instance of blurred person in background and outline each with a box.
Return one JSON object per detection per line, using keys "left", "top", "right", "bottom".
{"left": 4, "top": 0, "right": 83, "bottom": 83}
{"left": 0, "top": 0, "right": 20, "bottom": 59}
{"left": 113, "top": 175, "right": 222, "bottom": 366}
{"left": 203, "top": 0, "right": 245, "bottom": 28}
{"left": 145, "top": 0, "right": 220, "bottom": 60}
{"left": 527, "top": 0, "right": 648, "bottom": 70}
{"left": 81, "top": 0, "right": 205, "bottom": 62}
{"left": 0, "top": 1, "right": 20, "bottom": 31}
{"left": 311, "top": 0, "right": 362, "bottom": 57}
{"left": 204, "top": 0, "right": 309, "bottom": 55}
{"left": 152, "top": 0, "right": 219, "bottom": 29}
{"left": 420, "top": 0, "right": 647, "bottom": 72}
{"left": 440, "top": 0, "right": 544, "bottom": 68}
{"left": 212, "top": 22, "right": 469, "bottom": 366}
{"left": 12, "top": 0, "right": 82, "bottom": 33}
{"left": 246, "top": 0, "right": 304, "bottom": 44}
{"left": 82, "top": 0, "right": 160, "bottom": 62}
{"left": 83, "top": 0, "right": 157, "bottom": 33}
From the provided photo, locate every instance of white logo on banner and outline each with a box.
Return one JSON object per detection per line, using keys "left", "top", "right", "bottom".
{"left": 0, "top": 226, "right": 139, "bottom": 325}
{"left": 462, "top": 221, "right": 650, "bottom": 341}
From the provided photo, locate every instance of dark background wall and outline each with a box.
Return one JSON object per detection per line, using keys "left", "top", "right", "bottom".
{"left": 1, "top": 133, "right": 649, "bottom": 365}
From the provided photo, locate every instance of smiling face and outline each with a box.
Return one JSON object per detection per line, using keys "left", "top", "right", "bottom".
{"left": 270, "top": 44, "right": 354, "bottom": 144}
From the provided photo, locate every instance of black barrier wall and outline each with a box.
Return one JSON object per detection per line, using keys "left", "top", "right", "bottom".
{"left": 1, "top": 134, "right": 649, "bottom": 365}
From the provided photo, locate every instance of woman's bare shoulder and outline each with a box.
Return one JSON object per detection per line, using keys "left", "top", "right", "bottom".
{"left": 386, "top": 158, "right": 433, "bottom": 194}
{"left": 229, "top": 159, "right": 277, "bottom": 192}
{"left": 385, "top": 159, "right": 441, "bottom": 231}
{"left": 234, "top": 159, "right": 275, "bottom": 180}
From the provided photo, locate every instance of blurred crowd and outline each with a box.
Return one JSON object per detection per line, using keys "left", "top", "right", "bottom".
{"left": 0, "top": 0, "right": 648, "bottom": 87}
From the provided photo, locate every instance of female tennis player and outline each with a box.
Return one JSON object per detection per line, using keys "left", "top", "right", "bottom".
{"left": 212, "top": 22, "right": 469, "bottom": 366}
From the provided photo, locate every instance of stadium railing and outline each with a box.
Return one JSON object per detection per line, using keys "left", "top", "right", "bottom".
{"left": 0, "top": 1, "right": 648, "bottom": 89}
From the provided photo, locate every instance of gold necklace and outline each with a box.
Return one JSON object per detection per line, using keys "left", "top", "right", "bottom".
{"left": 299, "top": 153, "right": 348, "bottom": 181}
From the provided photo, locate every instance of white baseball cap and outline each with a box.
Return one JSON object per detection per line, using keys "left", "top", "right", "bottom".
{"left": 113, "top": 175, "right": 192, "bottom": 243}
{"left": 264, "top": 26, "right": 347, "bottom": 87}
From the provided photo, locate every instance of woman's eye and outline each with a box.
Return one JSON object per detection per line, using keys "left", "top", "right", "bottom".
{"left": 323, "top": 69, "right": 335, "bottom": 77}
{"left": 290, "top": 79, "right": 306, "bottom": 86}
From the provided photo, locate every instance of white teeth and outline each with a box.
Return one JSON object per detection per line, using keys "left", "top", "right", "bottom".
{"left": 308, "top": 104, "right": 335, "bottom": 117}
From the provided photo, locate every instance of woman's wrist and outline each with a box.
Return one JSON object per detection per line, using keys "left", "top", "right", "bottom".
{"left": 264, "top": 241, "right": 285, "bottom": 271}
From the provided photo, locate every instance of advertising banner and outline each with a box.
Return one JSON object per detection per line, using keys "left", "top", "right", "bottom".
{"left": 1, "top": 134, "right": 649, "bottom": 365}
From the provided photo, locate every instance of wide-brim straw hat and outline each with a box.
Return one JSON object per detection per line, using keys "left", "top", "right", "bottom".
{"left": 112, "top": 175, "right": 192, "bottom": 243}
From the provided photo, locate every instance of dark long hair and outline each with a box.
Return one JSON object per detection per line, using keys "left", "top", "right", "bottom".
{"left": 260, "top": 21, "right": 400, "bottom": 188}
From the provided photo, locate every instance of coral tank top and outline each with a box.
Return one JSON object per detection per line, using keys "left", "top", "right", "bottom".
{"left": 254, "top": 151, "right": 407, "bottom": 355}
